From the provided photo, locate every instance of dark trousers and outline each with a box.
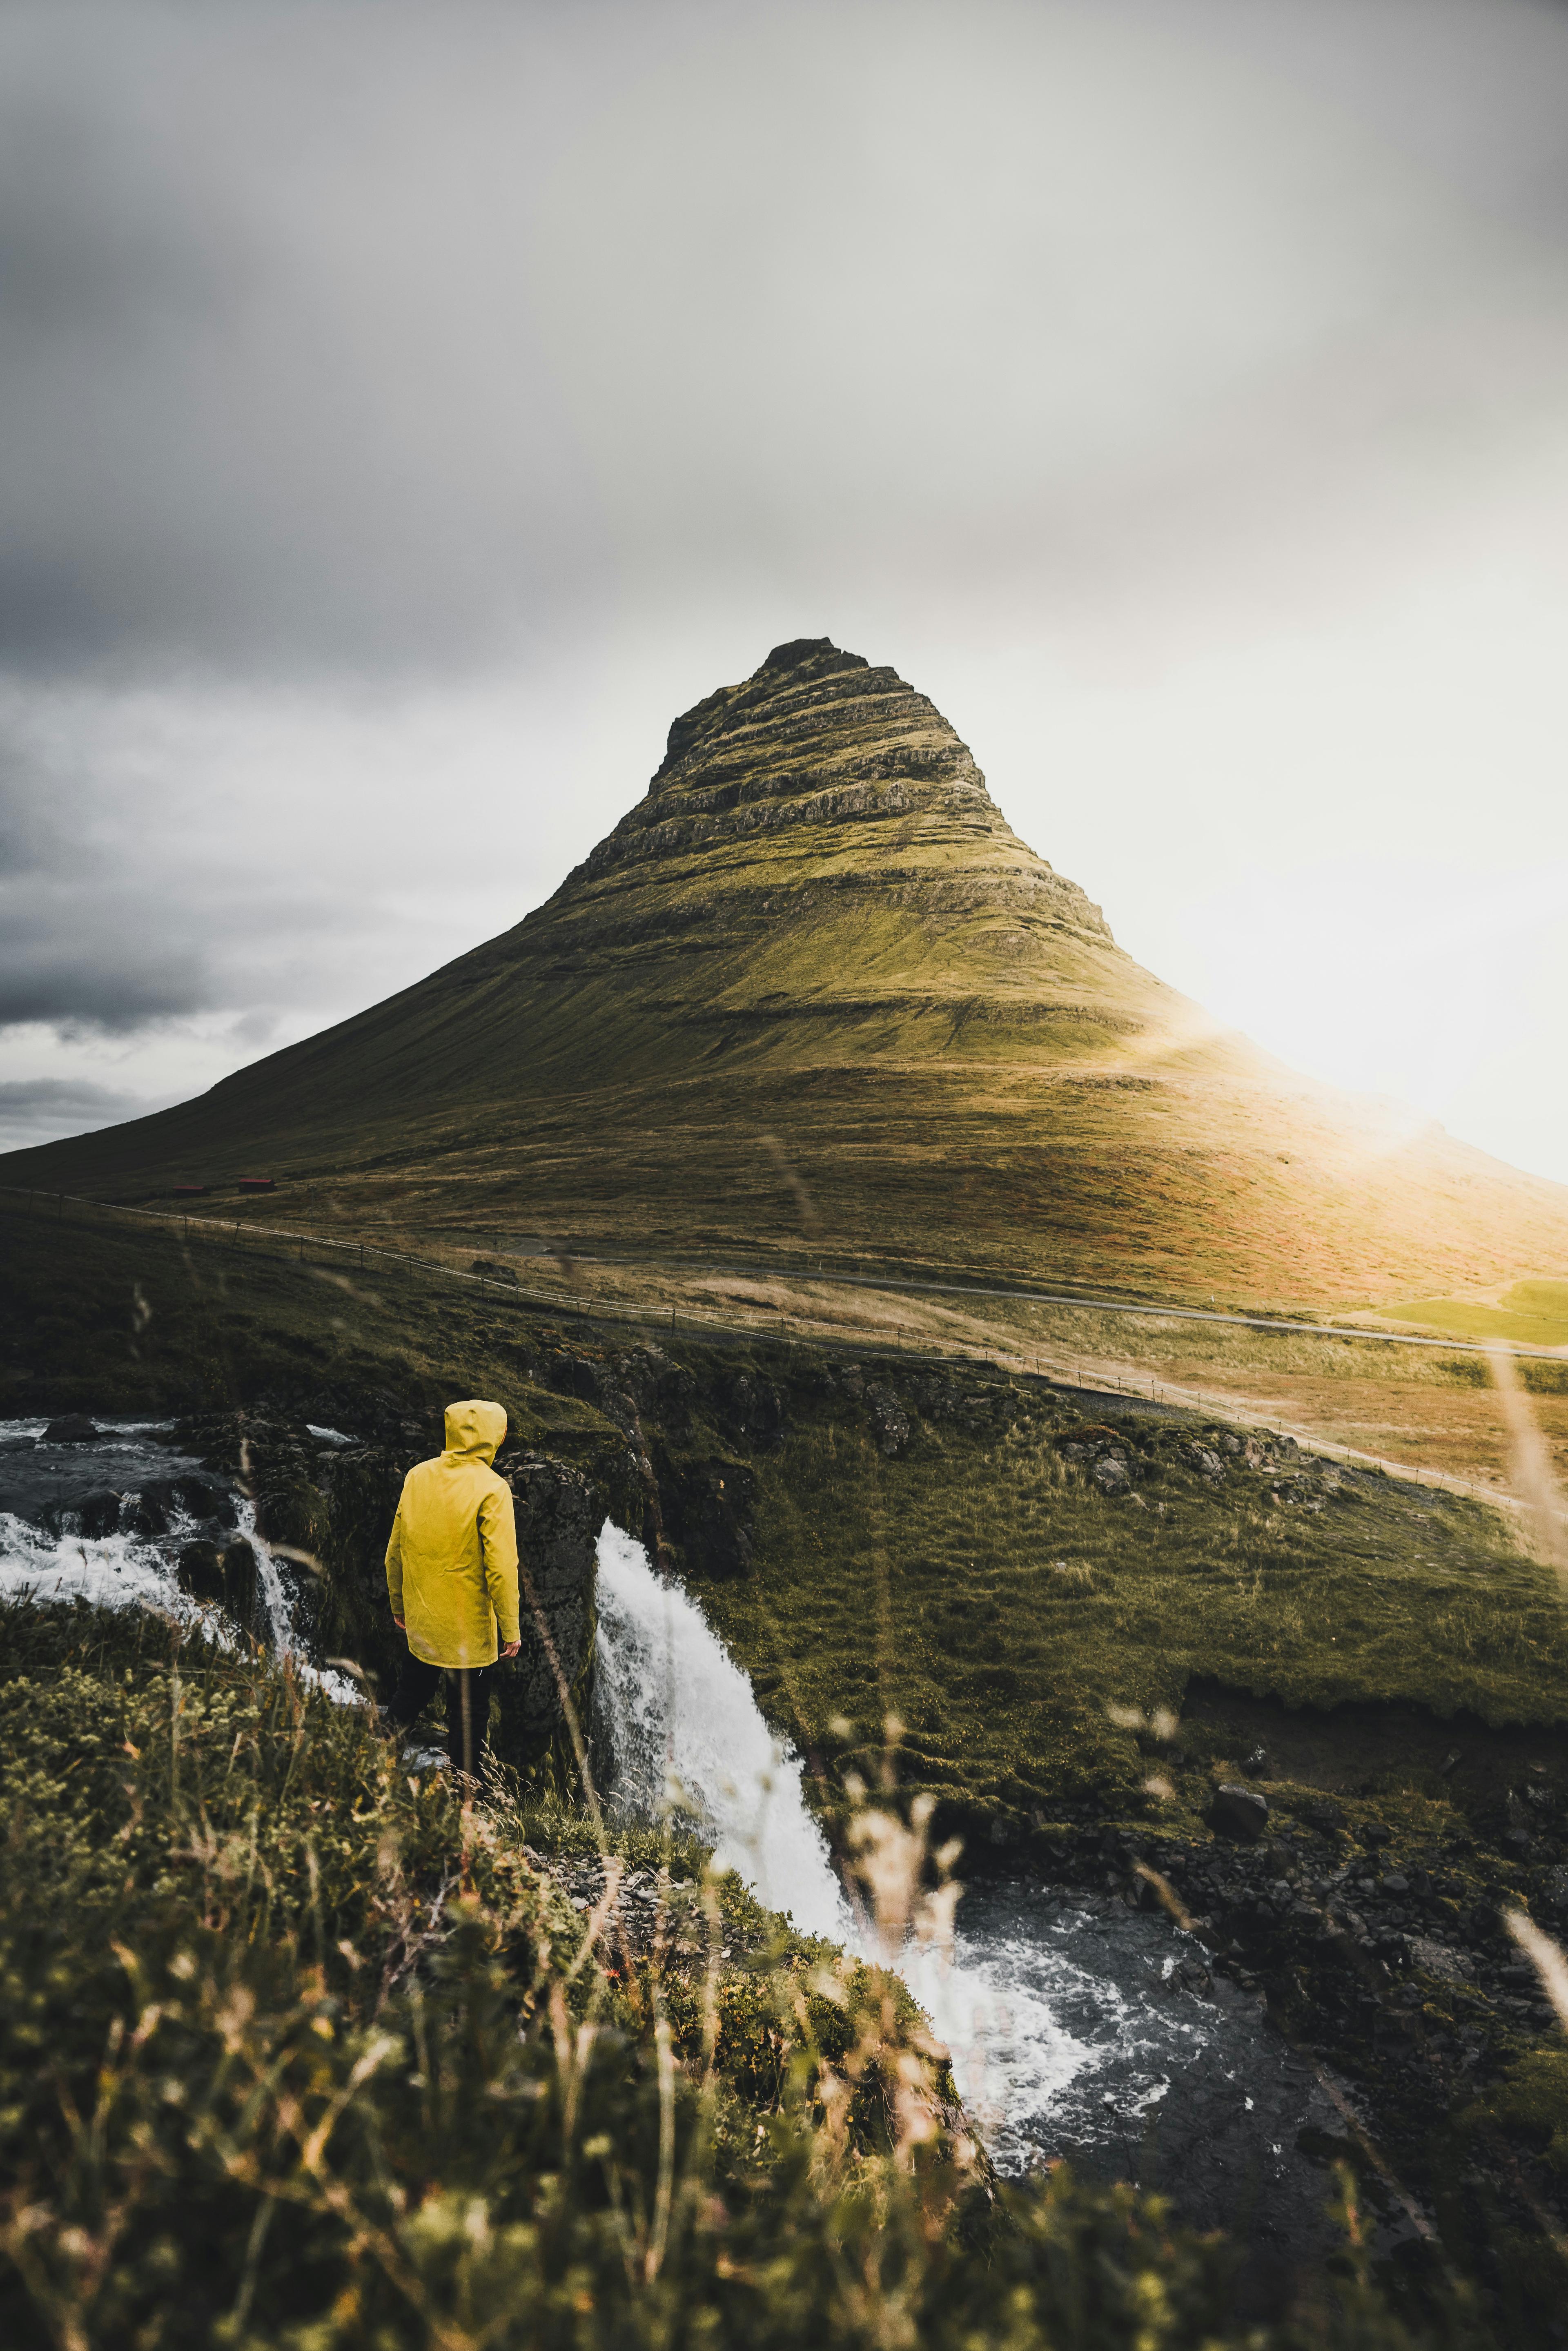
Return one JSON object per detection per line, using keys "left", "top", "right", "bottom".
{"left": 385, "top": 1651, "right": 498, "bottom": 1780}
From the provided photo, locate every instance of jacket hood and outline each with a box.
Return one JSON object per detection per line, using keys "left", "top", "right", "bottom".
{"left": 443, "top": 1399, "right": 508, "bottom": 1465}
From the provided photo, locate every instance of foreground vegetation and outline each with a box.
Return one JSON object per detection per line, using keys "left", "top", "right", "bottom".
{"left": 0, "top": 1597, "right": 1470, "bottom": 2350}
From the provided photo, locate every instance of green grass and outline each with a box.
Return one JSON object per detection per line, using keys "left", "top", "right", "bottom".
{"left": 1390, "top": 1282, "right": 1568, "bottom": 1351}
{"left": 4, "top": 1598, "right": 1461, "bottom": 2351}
{"left": 5, "top": 1201, "right": 1563, "bottom": 1850}
{"left": 702, "top": 1391, "right": 1567, "bottom": 1845}
{"left": 0, "top": 1201, "right": 615, "bottom": 1467}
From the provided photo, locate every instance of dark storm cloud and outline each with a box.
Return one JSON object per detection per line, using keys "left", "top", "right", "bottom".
{"left": 0, "top": 940, "right": 210, "bottom": 1034}
{"left": 0, "top": 702, "right": 217, "bottom": 1028}
{"left": 3, "top": 0, "right": 1567, "bottom": 684}
{"left": 0, "top": 4, "right": 619, "bottom": 674}
{"left": 0, "top": 1077, "right": 155, "bottom": 1139}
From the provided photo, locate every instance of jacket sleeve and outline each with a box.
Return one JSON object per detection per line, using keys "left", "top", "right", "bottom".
{"left": 479, "top": 1479, "right": 521, "bottom": 1647}
{"left": 384, "top": 1486, "right": 407, "bottom": 1618}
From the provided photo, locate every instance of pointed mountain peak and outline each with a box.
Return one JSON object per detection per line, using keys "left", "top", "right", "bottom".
{"left": 600, "top": 639, "right": 1111, "bottom": 941}
{"left": 11, "top": 637, "right": 1567, "bottom": 1315}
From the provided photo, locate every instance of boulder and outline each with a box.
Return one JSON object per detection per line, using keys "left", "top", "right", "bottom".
{"left": 721, "top": 1369, "right": 786, "bottom": 1450}
{"left": 1091, "top": 1454, "right": 1131, "bottom": 1496}
{"left": 659, "top": 1451, "right": 756, "bottom": 1577}
{"left": 1408, "top": 1936, "right": 1471, "bottom": 1986}
{"left": 495, "top": 1456, "right": 601, "bottom": 1787}
{"left": 42, "top": 1416, "right": 101, "bottom": 1444}
{"left": 1209, "top": 1784, "right": 1270, "bottom": 1842}
{"left": 866, "top": 1382, "right": 911, "bottom": 1459}
{"left": 177, "top": 1537, "right": 261, "bottom": 1634}
{"left": 41, "top": 1488, "right": 124, "bottom": 1539}
{"left": 138, "top": 1474, "right": 238, "bottom": 1529}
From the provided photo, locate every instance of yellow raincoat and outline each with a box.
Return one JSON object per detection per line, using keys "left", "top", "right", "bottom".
{"left": 384, "top": 1400, "right": 520, "bottom": 1669}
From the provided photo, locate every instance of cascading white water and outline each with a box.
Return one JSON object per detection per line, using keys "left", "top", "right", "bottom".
{"left": 594, "top": 1521, "right": 853, "bottom": 1941}
{"left": 592, "top": 1520, "right": 1102, "bottom": 2148}
{"left": 0, "top": 1508, "right": 214, "bottom": 1621}
{"left": 0, "top": 1419, "right": 354, "bottom": 1702}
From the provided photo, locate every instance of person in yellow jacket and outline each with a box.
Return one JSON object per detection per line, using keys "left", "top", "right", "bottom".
{"left": 383, "top": 1398, "right": 521, "bottom": 1782}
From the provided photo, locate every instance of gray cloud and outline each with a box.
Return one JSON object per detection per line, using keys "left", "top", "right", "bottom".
{"left": 0, "top": 939, "right": 210, "bottom": 1034}
{"left": 0, "top": 1076, "right": 157, "bottom": 1151}
{"left": 0, "top": 0, "right": 1566, "bottom": 681}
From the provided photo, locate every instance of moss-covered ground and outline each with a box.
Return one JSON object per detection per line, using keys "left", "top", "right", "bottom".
{"left": 6, "top": 1199, "right": 1563, "bottom": 1840}
{"left": 13, "top": 1598, "right": 1308, "bottom": 2351}
{"left": 709, "top": 1385, "right": 1566, "bottom": 1846}
{"left": 7, "top": 1199, "right": 1568, "bottom": 2335}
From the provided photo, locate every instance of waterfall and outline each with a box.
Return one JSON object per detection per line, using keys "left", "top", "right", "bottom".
{"left": 593, "top": 1521, "right": 853, "bottom": 1942}
{"left": 591, "top": 1520, "right": 1101, "bottom": 2145}
{"left": 0, "top": 1436, "right": 354, "bottom": 1704}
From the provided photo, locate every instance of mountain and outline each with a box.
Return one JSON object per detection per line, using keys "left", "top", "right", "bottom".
{"left": 7, "top": 635, "right": 1568, "bottom": 1308}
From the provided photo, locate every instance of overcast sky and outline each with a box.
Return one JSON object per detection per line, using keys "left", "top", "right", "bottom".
{"left": 2, "top": 0, "right": 1567, "bottom": 1203}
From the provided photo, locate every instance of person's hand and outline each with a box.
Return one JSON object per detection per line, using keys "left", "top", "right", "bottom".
{"left": 500, "top": 1639, "right": 521, "bottom": 1659}
{"left": 393, "top": 1615, "right": 405, "bottom": 1631}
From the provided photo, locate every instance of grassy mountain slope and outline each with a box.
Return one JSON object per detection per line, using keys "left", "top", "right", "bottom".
{"left": 8, "top": 637, "right": 1568, "bottom": 1310}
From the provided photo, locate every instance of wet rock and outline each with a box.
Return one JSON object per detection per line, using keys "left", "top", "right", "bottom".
{"left": 865, "top": 1382, "right": 910, "bottom": 1458}
{"left": 721, "top": 1370, "right": 786, "bottom": 1450}
{"left": 310, "top": 1445, "right": 410, "bottom": 1696}
{"left": 0, "top": 1435, "right": 36, "bottom": 1453}
{"left": 254, "top": 1476, "right": 327, "bottom": 1555}
{"left": 120, "top": 1489, "right": 170, "bottom": 1538}
{"left": 1209, "top": 1784, "right": 1270, "bottom": 1842}
{"left": 42, "top": 1415, "right": 101, "bottom": 1444}
{"left": 495, "top": 1456, "right": 600, "bottom": 1780}
{"left": 177, "top": 1536, "right": 263, "bottom": 1637}
{"left": 139, "top": 1474, "right": 238, "bottom": 1528}
{"left": 40, "top": 1488, "right": 124, "bottom": 1539}
{"left": 1409, "top": 1936, "right": 1473, "bottom": 1986}
{"left": 660, "top": 1453, "right": 755, "bottom": 1577}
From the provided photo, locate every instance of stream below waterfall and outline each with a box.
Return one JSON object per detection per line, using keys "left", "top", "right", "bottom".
{"left": 0, "top": 1422, "right": 1347, "bottom": 2269}
{"left": 592, "top": 1523, "right": 1349, "bottom": 2267}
